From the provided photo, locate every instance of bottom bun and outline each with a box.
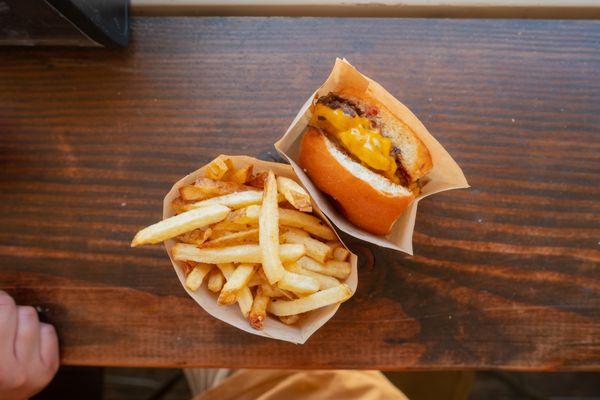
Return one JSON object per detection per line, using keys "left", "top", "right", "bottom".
{"left": 299, "top": 128, "right": 414, "bottom": 235}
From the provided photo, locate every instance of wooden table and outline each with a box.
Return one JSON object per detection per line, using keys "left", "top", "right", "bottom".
{"left": 1, "top": 17, "right": 598, "bottom": 371}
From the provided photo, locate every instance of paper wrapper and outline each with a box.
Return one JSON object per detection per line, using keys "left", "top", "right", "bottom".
{"left": 163, "top": 155, "right": 358, "bottom": 344}
{"left": 275, "top": 59, "right": 469, "bottom": 254}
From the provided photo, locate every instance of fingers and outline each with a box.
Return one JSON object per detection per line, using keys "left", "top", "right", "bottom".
{"left": 15, "top": 306, "right": 40, "bottom": 362}
{"left": 0, "top": 291, "right": 17, "bottom": 357}
{"left": 39, "top": 323, "right": 59, "bottom": 374}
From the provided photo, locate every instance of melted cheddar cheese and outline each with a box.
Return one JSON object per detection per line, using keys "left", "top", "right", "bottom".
{"left": 311, "top": 103, "right": 398, "bottom": 181}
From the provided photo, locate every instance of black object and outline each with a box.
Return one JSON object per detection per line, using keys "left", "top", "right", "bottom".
{"left": 0, "top": 0, "right": 128, "bottom": 47}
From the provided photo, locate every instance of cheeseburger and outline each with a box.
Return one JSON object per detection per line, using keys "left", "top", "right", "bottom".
{"left": 299, "top": 91, "right": 433, "bottom": 235}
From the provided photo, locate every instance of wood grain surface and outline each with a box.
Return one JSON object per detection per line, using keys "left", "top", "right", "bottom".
{"left": 0, "top": 17, "right": 599, "bottom": 370}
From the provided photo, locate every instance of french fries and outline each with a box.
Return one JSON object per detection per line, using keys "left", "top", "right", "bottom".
{"left": 185, "top": 263, "right": 213, "bottom": 291}
{"left": 172, "top": 243, "right": 305, "bottom": 264}
{"left": 259, "top": 171, "right": 286, "bottom": 284}
{"left": 186, "top": 190, "right": 263, "bottom": 211}
{"left": 218, "top": 264, "right": 256, "bottom": 305}
{"left": 268, "top": 284, "right": 352, "bottom": 316}
{"left": 205, "top": 158, "right": 230, "bottom": 180}
{"left": 277, "top": 271, "right": 319, "bottom": 295}
{"left": 282, "top": 229, "right": 331, "bottom": 263}
{"left": 225, "top": 164, "right": 253, "bottom": 184}
{"left": 178, "top": 228, "right": 212, "bottom": 245}
{"left": 131, "top": 205, "right": 230, "bottom": 246}
{"left": 207, "top": 269, "right": 225, "bottom": 292}
{"left": 131, "top": 157, "right": 354, "bottom": 330}
{"left": 249, "top": 285, "right": 270, "bottom": 329}
{"left": 333, "top": 247, "right": 350, "bottom": 261}
{"left": 286, "top": 262, "right": 340, "bottom": 290}
{"left": 295, "top": 256, "right": 351, "bottom": 280}
{"left": 217, "top": 263, "right": 254, "bottom": 317}
{"left": 223, "top": 205, "right": 336, "bottom": 241}
{"left": 277, "top": 176, "right": 312, "bottom": 212}
{"left": 201, "top": 229, "right": 259, "bottom": 248}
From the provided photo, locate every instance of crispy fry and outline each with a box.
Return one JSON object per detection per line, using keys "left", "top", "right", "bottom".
{"left": 217, "top": 263, "right": 253, "bottom": 317}
{"left": 249, "top": 285, "right": 270, "bottom": 329}
{"left": 201, "top": 229, "right": 259, "bottom": 248}
{"left": 177, "top": 228, "right": 212, "bottom": 245}
{"left": 295, "top": 256, "right": 351, "bottom": 280}
{"left": 247, "top": 171, "right": 267, "bottom": 189}
{"left": 192, "top": 177, "right": 255, "bottom": 199}
{"left": 225, "top": 205, "right": 261, "bottom": 225}
{"left": 286, "top": 262, "right": 340, "bottom": 290}
{"left": 259, "top": 171, "right": 285, "bottom": 284}
{"left": 185, "top": 190, "right": 263, "bottom": 211}
{"left": 224, "top": 205, "right": 335, "bottom": 241}
{"left": 218, "top": 264, "right": 256, "bottom": 305}
{"left": 277, "top": 271, "right": 319, "bottom": 295}
{"left": 211, "top": 221, "right": 255, "bottom": 233}
{"left": 131, "top": 205, "right": 230, "bottom": 246}
{"left": 333, "top": 247, "right": 350, "bottom": 261}
{"left": 279, "top": 209, "right": 336, "bottom": 240}
{"left": 172, "top": 243, "right": 305, "bottom": 264}
{"left": 276, "top": 176, "right": 312, "bottom": 212}
{"left": 184, "top": 263, "right": 213, "bottom": 291}
{"left": 179, "top": 185, "right": 208, "bottom": 202}
{"left": 226, "top": 164, "right": 253, "bottom": 184}
{"left": 207, "top": 269, "right": 225, "bottom": 292}
{"left": 267, "top": 284, "right": 352, "bottom": 316}
{"left": 278, "top": 314, "right": 301, "bottom": 325}
{"left": 282, "top": 230, "right": 331, "bottom": 263}
{"left": 260, "top": 283, "right": 295, "bottom": 300}
{"left": 171, "top": 198, "right": 187, "bottom": 214}
{"left": 205, "top": 158, "right": 230, "bottom": 180}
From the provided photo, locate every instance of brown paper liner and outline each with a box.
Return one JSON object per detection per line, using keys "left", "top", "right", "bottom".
{"left": 162, "top": 155, "right": 358, "bottom": 344}
{"left": 275, "top": 58, "right": 469, "bottom": 254}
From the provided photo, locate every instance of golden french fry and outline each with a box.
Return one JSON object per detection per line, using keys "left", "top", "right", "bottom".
{"left": 247, "top": 171, "right": 267, "bottom": 189}
{"left": 226, "top": 164, "right": 253, "bottom": 184}
{"left": 201, "top": 229, "right": 259, "bottom": 248}
{"left": 184, "top": 263, "right": 213, "bottom": 291}
{"left": 277, "top": 271, "right": 319, "bottom": 295}
{"left": 286, "top": 262, "right": 340, "bottom": 290}
{"left": 177, "top": 228, "right": 212, "bottom": 245}
{"left": 179, "top": 185, "right": 208, "bottom": 202}
{"left": 218, "top": 264, "right": 255, "bottom": 305}
{"left": 205, "top": 158, "right": 230, "bottom": 180}
{"left": 260, "top": 283, "right": 295, "bottom": 300}
{"left": 131, "top": 204, "right": 230, "bottom": 246}
{"left": 249, "top": 285, "right": 270, "bottom": 329}
{"left": 279, "top": 314, "right": 301, "bottom": 325}
{"left": 172, "top": 243, "right": 305, "bottom": 264}
{"left": 185, "top": 190, "right": 263, "bottom": 211}
{"left": 333, "top": 247, "right": 350, "bottom": 261}
{"left": 211, "top": 221, "right": 254, "bottom": 233}
{"left": 224, "top": 205, "right": 335, "bottom": 241}
{"left": 194, "top": 177, "right": 254, "bottom": 198}
{"left": 217, "top": 263, "right": 253, "bottom": 317}
{"left": 171, "top": 198, "right": 187, "bottom": 214}
{"left": 267, "top": 284, "right": 352, "bottom": 316}
{"left": 276, "top": 176, "right": 312, "bottom": 212}
{"left": 279, "top": 209, "right": 335, "bottom": 240}
{"left": 295, "top": 256, "right": 351, "bottom": 280}
{"left": 259, "top": 171, "right": 286, "bottom": 284}
{"left": 207, "top": 269, "right": 225, "bottom": 292}
{"left": 282, "top": 230, "right": 331, "bottom": 263}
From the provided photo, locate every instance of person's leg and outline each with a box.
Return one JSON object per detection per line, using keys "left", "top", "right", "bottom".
{"left": 183, "top": 368, "right": 232, "bottom": 397}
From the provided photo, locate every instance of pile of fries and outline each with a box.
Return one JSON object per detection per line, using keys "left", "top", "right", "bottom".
{"left": 132, "top": 158, "right": 352, "bottom": 329}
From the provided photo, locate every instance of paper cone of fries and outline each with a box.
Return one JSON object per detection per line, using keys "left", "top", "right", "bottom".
{"left": 162, "top": 155, "right": 358, "bottom": 344}
{"left": 275, "top": 58, "right": 469, "bottom": 254}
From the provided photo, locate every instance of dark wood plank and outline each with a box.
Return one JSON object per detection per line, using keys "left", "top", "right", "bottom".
{"left": 0, "top": 17, "right": 599, "bottom": 370}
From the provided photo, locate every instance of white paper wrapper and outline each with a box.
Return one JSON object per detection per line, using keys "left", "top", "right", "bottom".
{"left": 275, "top": 58, "right": 469, "bottom": 254}
{"left": 163, "top": 155, "right": 358, "bottom": 344}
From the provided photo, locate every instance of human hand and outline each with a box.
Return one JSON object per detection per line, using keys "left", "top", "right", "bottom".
{"left": 0, "top": 291, "right": 59, "bottom": 400}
